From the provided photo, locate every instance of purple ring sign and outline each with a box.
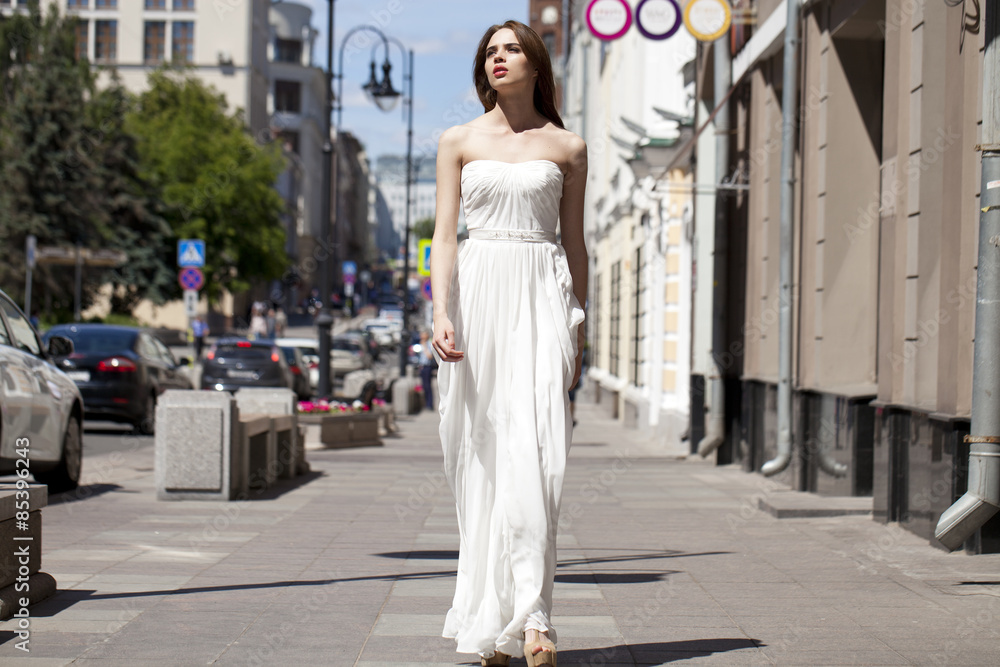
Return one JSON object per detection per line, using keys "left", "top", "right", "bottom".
{"left": 636, "top": 0, "right": 683, "bottom": 40}
{"left": 586, "top": 0, "right": 633, "bottom": 41}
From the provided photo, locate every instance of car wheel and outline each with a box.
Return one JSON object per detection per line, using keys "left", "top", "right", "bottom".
{"left": 136, "top": 392, "right": 156, "bottom": 435}
{"left": 35, "top": 416, "right": 82, "bottom": 494}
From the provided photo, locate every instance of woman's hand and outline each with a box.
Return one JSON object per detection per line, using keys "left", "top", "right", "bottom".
{"left": 433, "top": 317, "right": 464, "bottom": 362}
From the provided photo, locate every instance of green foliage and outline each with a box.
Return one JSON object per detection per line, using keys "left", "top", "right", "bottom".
{"left": 414, "top": 217, "right": 435, "bottom": 240}
{"left": 127, "top": 70, "right": 289, "bottom": 302}
{"left": 0, "top": 1, "right": 173, "bottom": 316}
{"left": 0, "top": 1, "right": 104, "bottom": 310}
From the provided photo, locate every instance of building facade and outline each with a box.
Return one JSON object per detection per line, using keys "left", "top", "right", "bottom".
{"left": 563, "top": 8, "right": 696, "bottom": 454}
{"left": 691, "top": 0, "right": 996, "bottom": 551}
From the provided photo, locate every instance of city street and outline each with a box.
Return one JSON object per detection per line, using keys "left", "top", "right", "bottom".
{"left": 2, "top": 387, "right": 999, "bottom": 666}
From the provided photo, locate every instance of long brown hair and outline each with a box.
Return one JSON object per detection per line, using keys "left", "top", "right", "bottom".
{"left": 473, "top": 20, "right": 564, "bottom": 129}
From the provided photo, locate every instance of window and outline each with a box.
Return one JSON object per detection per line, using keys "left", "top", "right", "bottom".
{"left": 144, "top": 21, "right": 165, "bottom": 64}
{"left": 95, "top": 0, "right": 117, "bottom": 7}
{"left": 0, "top": 296, "right": 41, "bottom": 356}
{"left": 609, "top": 261, "right": 622, "bottom": 377}
{"left": 592, "top": 273, "right": 601, "bottom": 370}
{"left": 172, "top": 21, "right": 194, "bottom": 63}
{"left": 145, "top": 0, "right": 166, "bottom": 8}
{"left": 94, "top": 20, "right": 117, "bottom": 63}
{"left": 75, "top": 20, "right": 89, "bottom": 61}
{"left": 274, "top": 38, "right": 302, "bottom": 64}
{"left": 173, "top": 0, "right": 195, "bottom": 9}
{"left": 274, "top": 80, "right": 301, "bottom": 113}
{"left": 630, "top": 247, "right": 645, "bottom": 388}
{"left": 67, "top": 0, "right": 89, "bottom": 8}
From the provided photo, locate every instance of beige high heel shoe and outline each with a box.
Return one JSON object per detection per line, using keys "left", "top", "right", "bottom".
{"left": 524, "top": 629, "right": 556, "bottom": 666}
{"left": 481, "top": 651, "right": 510, "bottom": 666}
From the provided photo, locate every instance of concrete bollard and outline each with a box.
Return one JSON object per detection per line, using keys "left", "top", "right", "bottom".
{"left": 155, "top": 390, "right": 245, "bottom": 501}
{"left": 235, "top": 388, "right": 301, "bottom": 479}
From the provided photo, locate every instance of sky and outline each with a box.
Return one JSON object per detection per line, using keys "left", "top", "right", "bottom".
{"left": 299, "top": 0, "right": 530, "bottom": 164}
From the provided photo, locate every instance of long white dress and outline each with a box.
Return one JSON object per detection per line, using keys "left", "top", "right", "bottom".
{"left": 438, "top": 159, "right": 586, "bottom": 657}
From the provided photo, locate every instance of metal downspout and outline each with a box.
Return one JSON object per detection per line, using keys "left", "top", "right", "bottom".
{"left": 697, "top": 37, "right": 732, "bottom": 458}
{"left": 762, "top": 0, "right": 801, "bottom": 476}
{"left": 935, "top": 3, "right": 1000, "bottom": 551}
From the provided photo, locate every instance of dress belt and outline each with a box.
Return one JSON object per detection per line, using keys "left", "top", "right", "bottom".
{"left": 468, "top": 229, "right": 557, "bottom": 243}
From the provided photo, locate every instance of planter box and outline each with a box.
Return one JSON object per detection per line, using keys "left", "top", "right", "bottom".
{"left": 299, "top": 412, "right": 382, "bottom": 449}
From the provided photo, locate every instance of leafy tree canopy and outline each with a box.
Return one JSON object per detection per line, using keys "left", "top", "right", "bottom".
{"left": 127, "top": 70, "right": 288, "bottom": 302}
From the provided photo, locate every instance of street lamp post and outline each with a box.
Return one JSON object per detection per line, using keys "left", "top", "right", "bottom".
{"left": 316, "top": 0, "right": 336, "bottom": 398}
{"left": 316, "top": 8, "right": 414, "bottom": 396}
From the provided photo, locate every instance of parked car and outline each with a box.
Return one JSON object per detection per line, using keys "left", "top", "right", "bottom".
{"left": 44, "top": 324, "right": 192, "bottom": 435}
{"left": 274, "top": 337, "right": 320, "bottom": 392}
{"left": 0, "top": 290, "right": 83, "bottom": 493}
{"left": 340, "top": 328, "right": 380, "bottom": 361}
{"left": 331, "top": 335, "right": 373, "bottom": 375}
{"left": 364, "top": 318, "right": 402, "bottom": 348}
{"left": 201, "top": 339, "right": 294, "bottom": 393}
{"left": 278, "top": 345, "right": 312, "bottom": 400}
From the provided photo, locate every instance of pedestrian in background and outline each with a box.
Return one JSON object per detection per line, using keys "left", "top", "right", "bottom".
{"left": 249, "top": 306, "right": 267, "bottom": 340}
{"left": 191, "top": 316, "right": 209, "bottom": 360}
{"left": 266, "top": 307, "right": 276, "bottom": 339}
{"left": 431, "top": 19, "right": 587, "bottom": 667}
{"left": 274, "top": 306, "right": 287, "bottom": 338}
{"left": 419, "top": 330, "right": 436, "bottom": 410}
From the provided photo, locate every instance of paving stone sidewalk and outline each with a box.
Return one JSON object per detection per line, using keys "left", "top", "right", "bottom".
{"left": 2, "top": 388, "right": 1000, "bottom": 666}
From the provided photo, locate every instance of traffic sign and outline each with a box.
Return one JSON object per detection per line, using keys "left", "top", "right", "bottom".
{"left": 179, "top": 267, "right": 204, "bottom": 291}
{"left": 343, "top": 260, "right": 357, "bottom": 284}
{"left": 183, "top": 289, "right": 198, "bottom": 318}
{"left": 418, "top": 239, "right": 432, "bottom": 277}
{"left": 178, "top": 239, "right": 206, "bottom": 267}
{"left": 421, "top": 278, "right": 432, "bottom": 301}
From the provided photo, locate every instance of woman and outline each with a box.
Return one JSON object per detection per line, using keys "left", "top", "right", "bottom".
{"left": 430, "top": 19, "right": 587, "bottom": 667}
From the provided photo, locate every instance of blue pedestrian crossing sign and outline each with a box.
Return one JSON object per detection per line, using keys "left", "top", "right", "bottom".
{"left": 178, "top": 239, "right": 206, "bottom": 267}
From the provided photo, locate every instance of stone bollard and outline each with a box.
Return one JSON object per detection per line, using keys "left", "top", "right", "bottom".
{"left": 392, "top": 377, "right": 422, "bottom": 416}
{"left": 0, "top": 484, "right": 56, "bottom": 620}
{"left": 234, "top": 388, "right": 301, "bottom": 480}
{"left": 155, "top": 390, "right": 244, "bottom": 501}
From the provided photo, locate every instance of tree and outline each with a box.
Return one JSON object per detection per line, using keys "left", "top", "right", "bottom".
{"left": 414, "top": 217, "right": 435, "bottom": 240}
{"left": 127, "top": 70, "right": 288, "bottom": 302}
{"left": 0, "top": 1, "right": 106, "bottom": 310}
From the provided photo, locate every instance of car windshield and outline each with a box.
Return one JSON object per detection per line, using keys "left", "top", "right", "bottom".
{"left": 280, "top": 347, "right": 299, "bottom": 365}
{"left": 51, "top": 329, "right": 136, "bottom": 353}
{"left": 215, "top": 345, "right": 272, "bottom": 359}
{"left": 332, "top": 339, "right": 360, "bottom": 352}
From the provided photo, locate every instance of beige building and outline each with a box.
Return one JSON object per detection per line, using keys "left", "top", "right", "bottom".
{"left": 693, "top": 0, "right": 992, "bottom": 550}
{"left": 563, "top": 11, "right": 696, "bottom": 453}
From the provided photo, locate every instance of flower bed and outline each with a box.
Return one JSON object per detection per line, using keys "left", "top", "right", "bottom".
{"left": 298, "top": 400, "right": 381, "bottom": 449}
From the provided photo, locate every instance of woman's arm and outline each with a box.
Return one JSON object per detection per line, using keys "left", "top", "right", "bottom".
{"left": 430, "top": 127, "right": 465, "bottom": 362}
{"left": 560, "top": 137, "right": 589, "bottom": 322}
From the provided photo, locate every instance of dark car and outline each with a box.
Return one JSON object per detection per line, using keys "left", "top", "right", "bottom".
{"left": 0, "top": 290, "right": 84, "bottom": 492}
{"left": 201, "top": 339, "right": 293, "bottom": 393}
{"left": 278, "top": 344, "right": 312, "bottom": 400}
{"left": 44, "top": 324, "right": 193, "bottom": 435}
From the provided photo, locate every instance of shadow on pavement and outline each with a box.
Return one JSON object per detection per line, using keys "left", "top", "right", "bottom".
{"left": 559, "top": 638, "right": 764, "bottom": 664}
{"left": 555, "top": 572, "right": 678, "bottom": 584}
{"left": 47, "top": 483, "right": 127, "bottom": 506}
{"left": 373, "top": 549, "right": 732, "bottom": 570}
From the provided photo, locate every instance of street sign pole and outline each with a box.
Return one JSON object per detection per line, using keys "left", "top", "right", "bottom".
{"left": 24, "top": 235, "right": 35, "bottom": 320}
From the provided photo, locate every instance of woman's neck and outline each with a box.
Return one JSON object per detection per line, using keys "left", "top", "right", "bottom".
{"left": 492, "top": 89, "right": 544, "bottom": 134}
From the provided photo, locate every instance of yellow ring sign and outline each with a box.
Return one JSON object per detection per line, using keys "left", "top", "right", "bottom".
{"left": 683, "top": 0, "right": 732, "bottom": 42}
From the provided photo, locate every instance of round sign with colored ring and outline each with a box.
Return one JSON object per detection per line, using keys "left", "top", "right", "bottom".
{"left": 683, "top": 0, "right": 732, "bottom": 42}
{"left": 586, "top": 0, "right": 633, "bottom": 41}
{"left": 636, "top": 0, "right": 683, "bottom": 40}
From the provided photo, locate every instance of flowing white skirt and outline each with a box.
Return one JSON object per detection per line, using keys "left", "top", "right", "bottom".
{"left": 437, "top": 236, "right": 585, "bottom": 657}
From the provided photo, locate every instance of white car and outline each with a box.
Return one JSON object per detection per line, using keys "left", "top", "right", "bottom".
{"left": 274, "top": 337, "right": 320, "bottom": 392}
{"left": 0, "top": 289, "right": 84, "bottom": 493}
{"left": 364, "top": 318, "right": 402, "bottom": 347}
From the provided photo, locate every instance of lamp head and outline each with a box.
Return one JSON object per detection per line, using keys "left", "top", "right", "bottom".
{"left": 371, "top": 59, "right": 401, "bottom": 112}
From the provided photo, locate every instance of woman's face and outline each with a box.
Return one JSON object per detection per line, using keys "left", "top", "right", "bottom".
{"left": 485, "top": 28, "right": 535, "bottom": 90}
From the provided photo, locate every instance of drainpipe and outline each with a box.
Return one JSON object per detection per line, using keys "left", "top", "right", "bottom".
{"left": 697, "top": 37, "right": 732, "bottom": 458}
{"left": 935, "top": 4, "right": 1000, "bottom": 551}
{"left": 762, "top": 0, "right": 801, "bottom": 476}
